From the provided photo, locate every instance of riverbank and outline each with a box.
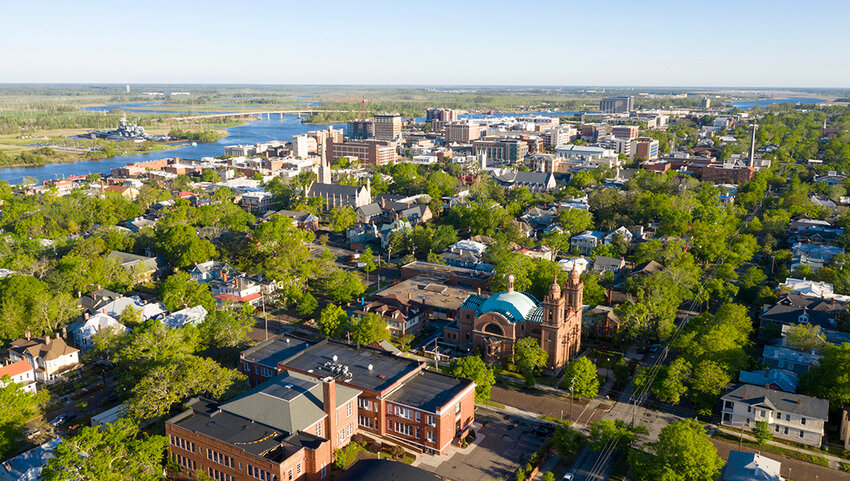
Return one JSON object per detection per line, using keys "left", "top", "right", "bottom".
{"left": 0, "top": 141, "right": 183, "bottom": 169}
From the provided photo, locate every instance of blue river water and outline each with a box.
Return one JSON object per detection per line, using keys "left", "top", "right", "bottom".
{"left": 0, "top": 114, "right": 344, "bottom": 184}
{"left": 730, "top": 97, "right": 825, "bottom": 110}
{"left": 0, "top": 109, "right": 580, "bottom": 184}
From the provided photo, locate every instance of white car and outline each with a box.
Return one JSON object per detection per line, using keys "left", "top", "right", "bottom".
{"left": 562, "top": 474, "right": 574, "bottom": 481}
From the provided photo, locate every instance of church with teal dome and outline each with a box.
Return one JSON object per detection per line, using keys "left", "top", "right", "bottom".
{"left": 451, "top": 270, "right": 583, "bottom": 371}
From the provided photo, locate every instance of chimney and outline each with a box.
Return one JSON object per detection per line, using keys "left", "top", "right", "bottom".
{"left": 45, "top": 335, "right": 51, "bottom": 345}
{"left": 25, "top": 331, "right": 31, "bottom": 341}
{"left": 322, "top": 378, "right": 338, "bottom": 451}
{"left": 221, "top": 270, "right": 228, "bottom": 283}
{"left": 477, "top": 287, "right": 481, "bottom": 296}
{"left": 796, "top": 399, "right": 802, "bottom": 405}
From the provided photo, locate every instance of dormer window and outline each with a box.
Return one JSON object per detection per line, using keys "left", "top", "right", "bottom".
{"left": 798, "top": 314, "right": 809, "bottom": 324}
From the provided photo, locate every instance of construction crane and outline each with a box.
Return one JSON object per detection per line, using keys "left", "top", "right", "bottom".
{"left": 328, "top": 94, "right": 374, "bottom": 120}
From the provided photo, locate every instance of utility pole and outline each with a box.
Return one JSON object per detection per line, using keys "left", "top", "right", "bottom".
{"left": 569, "top": 377, "right": 575, "bottom": 421}
{"left": 262, "top": 295, "right": 268, "bottom": 340}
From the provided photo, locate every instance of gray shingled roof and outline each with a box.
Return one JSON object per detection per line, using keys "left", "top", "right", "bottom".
{"left": 721, "top": 384, "right": 828, "bottom": 420}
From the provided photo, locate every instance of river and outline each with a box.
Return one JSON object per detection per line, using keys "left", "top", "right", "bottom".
{"left": 730, "top": 97, "right": 825, "bottom": 110}
{"left": 0, "top": 114, "right": 345, "bottom": 184}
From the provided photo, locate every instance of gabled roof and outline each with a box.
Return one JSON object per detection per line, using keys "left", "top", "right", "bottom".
{"left": 0, "top": 439, "right": 61, "bottom": 481}
{"left": 723, "top": 451, "right": 782, "bottom": 481}
{"left": 0, "top": 359, "right": 33, "bottom": 379}
{"left": 722, "top": 384, "right": 828, "bottom": 420}
{"left": 739, "top": 369, "right": 799, "bottom": 393}
{"left": 162, "top": 305, "right": 208, "bottom": 329}
{"left": 307, "top": 182, "right": 365, "bottom": 197}
{"left": 10, "top": 336, "right": 78, "bottom": 362}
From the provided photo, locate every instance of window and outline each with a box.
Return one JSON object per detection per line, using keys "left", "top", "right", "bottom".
{"left": 358, "top": 398, "right": 369, "bottom": 409}
{"left": 759, "top": 410, "right": 766, "bottom": 418}
{"left": 288, "top": 469, "right": 293, "bottom": 481}
{"left": 339, "top": 429, "right": 345, "bottom": 444}
{"left": 786, "top": 414, "right": 791, "bottom": 421}
{"left": 416, "top": 427, "right": 421, "bottom": 439}
{"left": 388, "top": 420, "right": 393, "bottom": 430}
{"left": 784, "top": 427, "right": 789, "bottom": 435}
{"left": 427, "top": 431, "right": 435, "bottom": 443}
{"left": 775, "top": 425, "right": 780, "bottom": 432}
{"left": 415, "top": 412, "right": 421, "bottom": 423}
{"left": 347, "top": 423, "right": 352, "bottom": 437}
{"left": 297, "top": 463, "right": 302, "bottom": 475}
{"left": 456, "top": 403, "right": 461, "bottom": 415}
{"left": 395, "top": 406, "right": 413, "bottom": 420}
{"left": 746, "top": 406, "right": 751, "bottom": 413}
{"left": 316, "top": 421, "right": 322, "bottom": 437}
{"left": 395, "top": 422, "right": 414, "bottom": 437}
{"left": 347, "top": 402, "right": 353, "bottom": 417}
{"left": 799, "top": 430, "right": 805, "bottom": 438}
{"left": 776, "top": 412, "right": 781, "bottom": 420}
{"left": 427, "top": 415, "right": 436, "bottom": 427}
{"left": 801, "top": 417, "right": 806, "bottom": 425}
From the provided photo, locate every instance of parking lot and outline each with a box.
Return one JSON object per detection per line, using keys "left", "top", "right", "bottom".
{"left": 417, "top": 409, "right": 549, "bottom": 481}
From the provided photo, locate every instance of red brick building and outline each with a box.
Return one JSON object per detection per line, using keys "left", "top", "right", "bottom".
{"left": 166, "top": 370, "right": 360, "bottom": 481}
{"left": 240, "top": 339, "right": 476, "bottom": 456}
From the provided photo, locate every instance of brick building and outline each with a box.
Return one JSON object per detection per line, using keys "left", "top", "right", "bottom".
{"left": 445, "top": 122, "right": 481, "bottom": 144}
{"left": 326, "top": 138, "right": 396, "bottom": 166}
{"left": 240, "top": 339, "right": 476, "bottom": 456}
{"left": 166, "top": 371, "right": 360, "bottom": 481}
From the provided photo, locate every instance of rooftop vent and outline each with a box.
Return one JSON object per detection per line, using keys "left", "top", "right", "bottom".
{"left": 333, "top": 355, "right": 338, "bottom": 362}
{"left": 368, "top": 364, "right": 373, "bottom": 371}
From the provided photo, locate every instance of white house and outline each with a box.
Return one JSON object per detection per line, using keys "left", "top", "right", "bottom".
{"left": 8, "top": 335, "right": 80, "bottom": 384}
{"left": 0, "top": 359, "right": 37, "bottom": 393}
{"left": 98, "top": 296, "right": 166, "bottom": 321}
{"left": 69, "top": 313, "right": 128, "bottom": 352}
{"left": 571, "top": 231, "right": 604, "bottom": 255}
{"left": 162, "top": 305, "right": 209, "bottom": 329}
{"left": 721, "top": 384, "right": 828, "bottom": 447}
{"left": 603, "top": 226, "right": 633, "bottom": 246}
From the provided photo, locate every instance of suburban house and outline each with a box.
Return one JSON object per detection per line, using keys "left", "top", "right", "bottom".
{"left": 441, "top": 239, "right": 490, "bottom": 271}
{"left": 585, "top": 305, "right": 620, "bottom": 338}
{"left": 68, "top": 313, "right": 128, "bottom": 352}
{"left": 722, "top": 451, "right": 783, "bottom": 481}
{"left": 0, "top": 359, "right": 37, "bottom": 393}
{"left": 353, "top": 295, "right": 429, "bottom": 339}
{"left": 190, "top": 261, "right": 236, "bottom": 283}
{"left": 9, "top": 334, "right": 80, "bottom": 384}
{"left": 162, "top": 306, "right": 209, "bottom": 329}
{"left": 738, "top": 368, "right": 799, "bottom": 393}
{"left": 759, "top": 293, "right": 847, "bottom": 331}
{"left": 79, "top": 288, "right": 122, "bottom": 313}
{"left": 571, "top": 231, "right": 604, "bottom": 255}
{"left": 240, "top": 338, "right": 477, "bottom": 456}
{"left": 0, "top": 439, "right": 61, "bottom": 481}
{"left": 106, "top": 250, "right": 163, "bottom": 283}
{"left": 275, "top": 210, "right": 320, "bottom": 231}
{"left": 211, "top": 274, "right": 264, "bottom": 307}
{"left": 790, "top": 242, "right": 844, "bottom": 271}
{"left": 780, "top": 277, "right": 850, "bottom": 302}
{"left": 721, "top": 384, "right": 829, "bottom": 447}
{"left": 787, "top": 217, "right": 843, "bottom": 245}
{"left": 98, "top": 295, "right": 166, "bottom": 322}
{"left": 592, "top": 256, "right": 626, "bottom": 274}
{"left": 762, "top": 345, "right": 821, "bottom": 375}
{"left": 603, "top": 226, "right": 633, "bottom": 245}
{"left": 166, "top": 370, "right": 360, "bottom": 481}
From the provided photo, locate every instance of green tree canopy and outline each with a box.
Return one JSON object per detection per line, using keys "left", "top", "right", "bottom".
{"left": 159, "top": 271, "right": 216, "bottom": 312}
{"left": 156, "top": 224, "right": 217, "bottom": 270}
{"left": 448, "top": 355, "right": 496, "bottom": 403}
{"left": 588, "top": 419, "right": 648, "bottom": 450}
{"left": 514, "top": 337, "right": 548, "bottom": 376}
{"left": 563, "top": 357, "right": 600, "bottom": 399}
{"left": 318, "top": 304, "right": 348, "bottom": 338}
{"left": 350, "top": 313, "right": 390, "bottom": 344}
{"left": 801, "top": 342, "right": 850, "bottom": 407}
{"left": 628, "top": 418, "right": 724, "bottom": 481}
{"left": 0, "top": 377, "right": 48, "bottom": 458}
{"left": 42, "top": 419, "right": 167, "bottom": 481}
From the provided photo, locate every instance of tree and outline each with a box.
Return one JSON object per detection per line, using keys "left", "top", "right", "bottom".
{"left": 689, "top": 360, "right": 732, "bottom": 416}
{"left": 361, "top": 247, "right": 376, "bottom": 281}
{"left": 785, "top": 323, "right": 824, "bottom": 354}
{"left": 329, "top": 206, "right": 358, "bottom": 232}
{"left": 563, "top": 357, "right": 599, "bottom": 399}
{"left": 588, "top": 419, "right": 648, "bottom": 450}
{"left": 350, "top": 313, "right": 390, "bottom": 344}
{"left": 514, "top": 337, "right": 548, "bottom": 377}
{"left": 156, "top": 224, "right": 217, "bottom": 270}
{"left": 801, "top": 342, "right": 850, "bottom": 407}
{"left": 550, "top": 426, "right": 583, "bottom": 457}
{"left": 449, "top": 356, "right": 496, "bottom": 403}
{"left": 0, "top": 377, "right": 48, "bottom": 458}
{"left": 629, "top": 418, "right": 723, "bottom": 481}
{"left": 160, "top": 272, "right": 216, "bottom": 312}
{"left": 542, "top": 473, "right": 555, "bottom": 481}
{"left": 653, "top": 357, "right": 691, "bottom": 404}
{"left": 752, "top": 420, "right": 773, "bottom": 445}
{"left": 119, "top": 305, "right": 143, "bottom": 329}
{"left": 323, "top": 269, "right": 365, "bottom": 304}
{"left": 42, "top": 419, "right": 167, "bottom": 481}
{"left": 198, "top": 309, "right": 254, "bottom": 348}
{"left": 296, "top": 292, "right": 318, "bottom": 316}
{"left": 317, "top": 304, "right": 348, "bottom": 338}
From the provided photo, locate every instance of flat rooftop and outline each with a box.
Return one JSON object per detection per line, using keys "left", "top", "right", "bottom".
{"left": 241, "top": 335, "right": 312, "bottom": 369}
{"left": 281, "top": 340, "right": 421, "bottom": 393}
{"left": 386, "top": 369, "right": 473, "bottom": 413}
{"left": 401, "top": 261, "right": 493, "bottom": 281}
{"left": 377, "top": 274, "right": 476, "bottom": 312}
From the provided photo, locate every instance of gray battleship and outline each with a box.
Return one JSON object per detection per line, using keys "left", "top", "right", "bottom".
{"left": 85, "top": 117, "right": 170, "bottom": 142}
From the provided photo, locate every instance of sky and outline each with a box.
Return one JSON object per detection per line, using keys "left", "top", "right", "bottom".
{"left": 1, "top": 0, "right": 849, "bottom": 87}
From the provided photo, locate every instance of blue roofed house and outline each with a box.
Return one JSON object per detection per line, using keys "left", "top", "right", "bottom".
{"left": 738, "top": 368, "right": 799, "bottom": 393}
{"left": 0, "top": 438, "right": 61, "bottom": 481}
{"left": 722, "top": 451, "right": 783, "bottom": 481}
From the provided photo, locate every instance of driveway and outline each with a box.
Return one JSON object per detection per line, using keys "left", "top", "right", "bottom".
{"left": 417, "top": 409, "right": 548, "bottom": 481}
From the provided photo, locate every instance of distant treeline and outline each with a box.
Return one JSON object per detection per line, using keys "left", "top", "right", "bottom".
{"left": 167, "top": 129, "right": 222, "bottom": 143}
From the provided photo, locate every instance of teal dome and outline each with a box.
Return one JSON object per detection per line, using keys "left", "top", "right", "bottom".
{"left": 478, "top": 291, "right": 540, "bottom": 323}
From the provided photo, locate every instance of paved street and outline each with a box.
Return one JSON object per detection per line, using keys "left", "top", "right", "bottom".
{"left": 490, "top": 385, "right": 607, "bottom": 427}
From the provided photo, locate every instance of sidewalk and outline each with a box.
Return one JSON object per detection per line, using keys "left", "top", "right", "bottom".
{"left": 534, "top": 453, "right": 560, "bottom": 480}
{"left": 710, "top": 424, "right": 848, "bottom": 470}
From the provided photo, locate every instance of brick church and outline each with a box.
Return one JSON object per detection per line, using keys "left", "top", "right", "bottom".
{"left": 448, "top": 270, "right": 583, "bottom": 371}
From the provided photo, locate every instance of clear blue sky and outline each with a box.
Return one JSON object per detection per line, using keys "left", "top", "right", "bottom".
{"left": 2, "top": 0, "right": 848, "bottom": 87}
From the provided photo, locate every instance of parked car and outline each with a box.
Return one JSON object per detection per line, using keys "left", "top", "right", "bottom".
{"left": 562, "top": 473, "right": 574, "bottom": 481}
{"left": 532, "top": 424, "right": 555, "bottom": 436}
{"left": 49, "top": 414, "right": 70, "bottom": 426}
{"left": 648, "top": 343, "right": 661, "bottom": 353}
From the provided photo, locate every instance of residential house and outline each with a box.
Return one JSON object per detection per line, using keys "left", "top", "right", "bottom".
{"left": 166, "top": 371, "right": 360, "bottom": 481}
{"left": 190, "top": 260, "right": 236, "bottom": 283}
{"left": 346, "top": 223, "right": 380, "bottom": 250}
{"left": 722, "top": 451, "right": 783, "bottom": 481}
{"left": 379, "top": 219, "right": 413, "bottom": 249}
{"left": 790, "top": 243, "right": 844, "bottom": 271}
{"left": 738, "top": 368, "right": 799, "bottom": 393}
{"left": 585, "top": 306, "right": 620, "bottom": 338}
{"left": 211, "top": 275, "right": 263, "bottom": 307}
{"left": 517, "top": 245, "right": 554, "bottom": 261}
{"left": 559, "top": 257, "right": 590, "bottom": 274}
{"left": 162, "top": 306, "right": 209, "bottom": 329}
{"left": 106, "top": 250, "right": 163, "bottom": 283}
{"left": 241, "top": 339, "right": 476, "bottom": 456}
{"left": 759, "top": 294, "right": 846, "bottom": 331}
{"left": 0, "top": 439, "right": 61, "bottom": 481}
{"left": 762, "top": 345, "right": 821, "bottom": 375}
{"left": 721, "top": 384, "right": 828, "bottom": 447}
{"left": 592, "top": 256, "right": 626, "bottom": 274}
{"left": 780, "top": 277, "right": 850, "bottom": 302}
{"left": 603, "top": 226, "right": 633, "bottom": 246}
{"left": 276, "top": 210, "right": 320, "bottom": 231}
{"left": 98, "top": 295, "right": 166, "bottom": 321}
{"left": 240, "top": 191, "right": 274, "bottom": 214}
{"left": 629, "top": 260, "right": 665, "bottom": 278}
{"left": 68, "top": 313, "right": 128, "bottom": 352}
{"left": 441, "top": 239, "right": 490, "bottom": 271}
{"left": 123, "top": 216, "right": 157, "bottom": 233}
{"left": 355, "top": 203, "right": 383, "bottom": 223}
{"left": 377, "top": 275, "right": 476, "bottom": 325}
{"left": 354, "top": 295, "right": 429, "bottom": 339}
{"left": 787, "top": 218, "right": 843, "bottom": 245}
{"left": 0, "top": 359, "right": 37, "bottom": 393}
{"left": 9, "top": 334, "right": 80, "bottom": 384}
{"left": 79, "top": 288, "right": 122, "bottom": 313}
{"left": 571, "top": 231, "right": 604, "bottom": 255}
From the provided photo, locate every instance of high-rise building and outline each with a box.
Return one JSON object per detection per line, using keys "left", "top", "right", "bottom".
{"left": 373, "top": 113, "right": 401, "bottom": 140}
{"left": 600, "top": 96, "right": 634, "bottom": 114}
{"left": 445, "top": 121, "right": 480, "bottom": 144}
{"left": 426, "top": 108, "right": 459, "bottom": 122}
{"left": 472, "top": 138, "right": 528, "bottom": 165}
{"left": 634, "top": 137, "right": 659, "bottom": 160}
{"left": 346, "top": 120, "right": 374, "bottom": 140}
